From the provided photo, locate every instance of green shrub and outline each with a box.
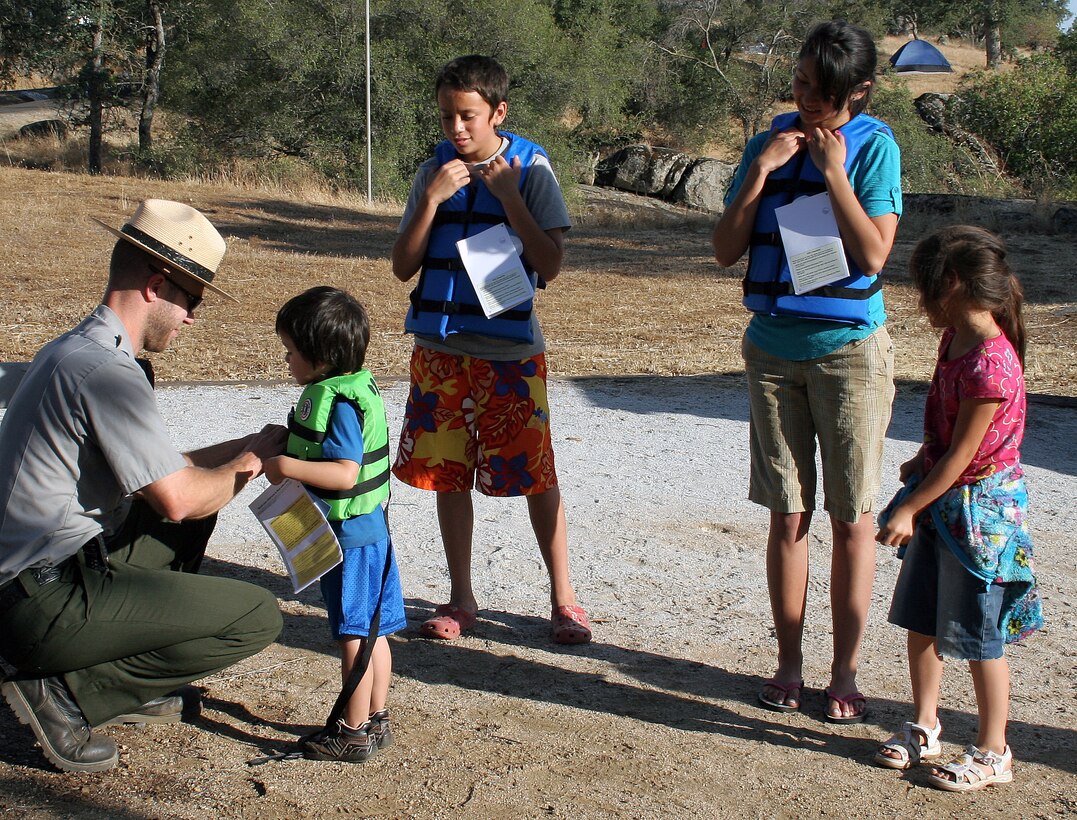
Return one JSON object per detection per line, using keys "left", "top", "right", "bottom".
{"left": 957, "top": 53, "right": 1077, "bottom": 198}
{"left": 870, "top": 81, "right": 1019, "bottom": 196}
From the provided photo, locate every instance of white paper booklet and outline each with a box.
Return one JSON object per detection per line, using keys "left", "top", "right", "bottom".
{"left": 455, "top": 223, "right": 534, "bottom": 318}
{"left": 249, "top": 478, "right": 342, "bottom": 593}
{"left": 774, "top": 192, "right": 851, "bottom": 295}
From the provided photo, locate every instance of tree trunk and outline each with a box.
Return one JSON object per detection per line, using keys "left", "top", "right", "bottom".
{"left": 89, "top": 18, "right": 104, "bottom": 175}
{"left": 985, "top": 2, "right": 1003, "bottom": 69}
{"left": 139, "top": 1, "right": 165, "bottom": 153}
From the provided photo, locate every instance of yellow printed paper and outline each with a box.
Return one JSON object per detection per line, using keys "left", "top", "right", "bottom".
{"left": 268, "top": 496, "right": 324, "bottom": 550}
{"left": 250, "top": 479, "right": 342, "bottom": 593}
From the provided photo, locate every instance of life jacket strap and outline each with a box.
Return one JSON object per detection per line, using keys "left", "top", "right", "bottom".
{"left": 422, "top": 256, "right": 466, "bottom": 272}
{"left": 750, "top": 231, "right": 782, "bottom": 247}
{"left": 742, "top": 276, "right": 882, "bottom": 300}
{"left": 288, "top": 410, "right": 326, "bottom": 443}
{"left": 416, "top": 257, "right": 544, "bottom": 288}
{"left": 305, "top": 443, "right": 389, "bottom": 466}
{"left": 760, "top": 178, "right": 827, "bottom": 197}
{"left": 311, "top": 467, "right": 391, "bottom": 501}
{"left": 410, "top": 297, "right": 531, "bottom": 321}
{"left": 363, "top": 443, "right": 390, "bottom": 465}
{"left": 431, "top": 209, "right": 506, "bottom": 227}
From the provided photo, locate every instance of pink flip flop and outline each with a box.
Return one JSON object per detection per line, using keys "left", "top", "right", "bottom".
{"left": 419, "top": 604, "right": 477, "bottom": 640}
{"left": 758, "top": 678, "right": 804, "bottom": 713}
{"left": 823, "top": 687, "right": 869, "bottom": 724}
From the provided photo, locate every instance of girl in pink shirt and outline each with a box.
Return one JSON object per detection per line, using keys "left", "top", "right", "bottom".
{"left": 873, "top": 225, "right": 1041, "bottom": 791}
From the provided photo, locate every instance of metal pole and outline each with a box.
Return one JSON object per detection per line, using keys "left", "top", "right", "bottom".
{"left": 365, "top": 0, "right": 372, "bottom": 202}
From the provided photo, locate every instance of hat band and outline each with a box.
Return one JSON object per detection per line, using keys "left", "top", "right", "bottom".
{"left": 121, "top": 224, "right": 216, "bottom": 283}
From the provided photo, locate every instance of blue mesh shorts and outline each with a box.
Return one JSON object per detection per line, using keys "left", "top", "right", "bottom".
{"left": 320, "top": 536, "right": 407, "bottom": 640}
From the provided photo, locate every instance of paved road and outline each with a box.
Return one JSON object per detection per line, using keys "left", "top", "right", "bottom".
{"left": 0, "top": 98, "right": 65, "bottom": 139}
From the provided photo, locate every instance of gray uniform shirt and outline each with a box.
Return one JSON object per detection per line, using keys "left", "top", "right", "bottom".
{"left": 0, "top": 305, "right": 186, "bottom": 585}
{"left": 398, "top": 138, "right": 572, "bottom": 361}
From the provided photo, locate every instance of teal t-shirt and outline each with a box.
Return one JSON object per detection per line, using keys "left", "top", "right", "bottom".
{"left": 724, "top": 124, "right": 903, "bottom": 360}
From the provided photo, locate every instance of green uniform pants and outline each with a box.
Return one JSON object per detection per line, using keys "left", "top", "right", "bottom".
{"left": 0, "top": 502, "right": 282, "bottom": 726}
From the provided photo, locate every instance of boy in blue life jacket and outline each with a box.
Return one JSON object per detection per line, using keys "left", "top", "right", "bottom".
{"left": 263, "top": 286, "right": 407, "bottom": 763}
{"left": 390, "top": 54, "right": 591, "bottom": 645}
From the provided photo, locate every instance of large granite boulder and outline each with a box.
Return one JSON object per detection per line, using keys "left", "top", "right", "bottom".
{"left": 592, "top": 137, "right": 1075, "bottom": 228}
{"left": 595, "top": 145, "right": 693, "bottom": 197}
{"left": 903, "top": 194, "right": 1076, "bottom": 234}
{"left": 17, "top": 119, "right": 68, "bottom": 139}
{"left": 596, "top": 144, "right": 735, "bottom": 212}
{"left": 671, "top": 157, "right": 735, "bottom": 212}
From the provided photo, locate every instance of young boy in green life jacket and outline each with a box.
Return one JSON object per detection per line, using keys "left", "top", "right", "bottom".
{"left": 264, "top": 286, "right": 406, "bottom": 763}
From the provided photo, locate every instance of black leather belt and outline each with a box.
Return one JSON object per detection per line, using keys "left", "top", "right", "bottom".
{"left": 0, "top": 535, "right": 111, "bottom": 613}
{"left": 82, "top": 534, "right": 111, "bottom": 573}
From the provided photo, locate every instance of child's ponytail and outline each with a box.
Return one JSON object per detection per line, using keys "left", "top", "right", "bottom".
{"left": 996, "top": 270, "right": 1027, "bottom": 366}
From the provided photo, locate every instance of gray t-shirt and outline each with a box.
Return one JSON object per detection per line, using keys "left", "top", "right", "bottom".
{"left": 397, "top": 139, "right": 572, "bottom": 360}
{"left": 0, "top": 305, "right": 186, "bottom": 584}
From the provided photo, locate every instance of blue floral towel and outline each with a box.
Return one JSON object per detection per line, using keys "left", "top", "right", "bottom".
{"left": 879, "top": 464, "right": 1043, "bottom": 643}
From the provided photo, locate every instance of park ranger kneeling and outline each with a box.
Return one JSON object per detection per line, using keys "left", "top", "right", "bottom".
{"left": 0, "top": 199, "right": 285, "bottom": 772}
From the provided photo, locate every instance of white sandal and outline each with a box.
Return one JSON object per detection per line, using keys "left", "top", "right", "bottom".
{"left": 928, "top": 744, "right": 1013, "bottom": 792}
{"left": 873, "top": 719, "right": 943, "bottom": 770}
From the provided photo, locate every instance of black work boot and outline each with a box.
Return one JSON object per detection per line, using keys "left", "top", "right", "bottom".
{"left": 2, "top": 676, "right": 119, "bottom": 772}
{"left": 99, "top": 686, "right": 201, "bottom": 726}
{"left": 302, "top": 719, "right": 378, "bottom": 763}
{"left": 368, "top": 708, "right": 394, "bottom": 749}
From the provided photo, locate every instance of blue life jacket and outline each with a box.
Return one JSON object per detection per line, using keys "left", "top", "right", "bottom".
{"left": 742, "top": 111, "right": 893, "bottom": 325}
{"left": 405, "top": 131, "right": 546, "bottom": 343}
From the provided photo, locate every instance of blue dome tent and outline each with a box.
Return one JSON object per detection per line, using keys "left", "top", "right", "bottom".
{"left": 889, "top": 39, "right": 953, "bottom": 73}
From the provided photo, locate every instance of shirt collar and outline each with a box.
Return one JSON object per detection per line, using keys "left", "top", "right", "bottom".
{"left": 88, "top": 304, "right": 136, "bottom": 359}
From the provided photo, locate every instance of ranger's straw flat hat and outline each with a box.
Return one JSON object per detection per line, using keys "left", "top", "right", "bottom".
{"left": 94, "top": 199, "right": 236, "bottom": 302}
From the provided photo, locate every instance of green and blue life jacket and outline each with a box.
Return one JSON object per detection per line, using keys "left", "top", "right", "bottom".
{"left": 404, "top": 131, "right": 546, "bottom": 343}
{"left": 742, "top": 111, "right": 893, "bottom": 326}
{"left": 285, "top": 370, "right": 390, "bottom": 522}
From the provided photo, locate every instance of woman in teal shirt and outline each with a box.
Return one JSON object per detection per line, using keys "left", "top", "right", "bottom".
{"left": 712, "top": 20, "right": 901, "bottom": 723}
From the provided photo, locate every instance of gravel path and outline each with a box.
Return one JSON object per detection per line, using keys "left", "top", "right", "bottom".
{"left": 172, "top": 377, "right": 1075, "bottom": 627}
{"left": 2, "top": 375, "right": 1075, "bottom": 817}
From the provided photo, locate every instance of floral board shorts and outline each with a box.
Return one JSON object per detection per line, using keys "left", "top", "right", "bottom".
{"left": 392, "top": 347, "right": 558, "bottom": 496}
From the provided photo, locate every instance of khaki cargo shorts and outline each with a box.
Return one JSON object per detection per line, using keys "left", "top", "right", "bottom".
{"left": 742, "top": 326, "right": 895, "bottom": 524}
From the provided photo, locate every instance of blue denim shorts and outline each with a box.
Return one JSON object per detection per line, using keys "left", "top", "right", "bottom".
{"left": 887, "top": 522, "right": 1006, "bottom": 661}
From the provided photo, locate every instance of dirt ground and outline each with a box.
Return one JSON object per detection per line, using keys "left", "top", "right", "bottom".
{"left": 0, "top": 166, "right": 1075, "bottom": 818}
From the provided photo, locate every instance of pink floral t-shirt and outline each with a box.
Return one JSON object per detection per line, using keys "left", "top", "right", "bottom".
{"left": 922, "top": 328, "right": 1026, "bottom": 485}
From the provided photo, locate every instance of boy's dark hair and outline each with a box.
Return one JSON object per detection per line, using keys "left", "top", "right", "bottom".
{"left": 800, "top": 20, "right": 877, "bottom": 116}
{"left": 275, "top": 286, "right": 370, "bottom": 376}
{"left": 435, "top": 55, "right": 509, "bottom": 110}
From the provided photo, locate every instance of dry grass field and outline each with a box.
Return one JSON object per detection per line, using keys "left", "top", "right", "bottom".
{"left": 0, "top": 165, "right": 1074, "bottom": 400}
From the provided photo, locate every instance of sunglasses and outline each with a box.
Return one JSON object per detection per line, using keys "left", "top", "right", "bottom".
{"left": 149, "top": 263, "right": 204, "bottom": 313}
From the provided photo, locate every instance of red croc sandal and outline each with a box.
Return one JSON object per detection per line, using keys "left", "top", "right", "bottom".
{"left": 419, "top": 604, "right": 477, "bottom": 640}
{"left": 551, "top": 605, "right": 592, "bottom": 645}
